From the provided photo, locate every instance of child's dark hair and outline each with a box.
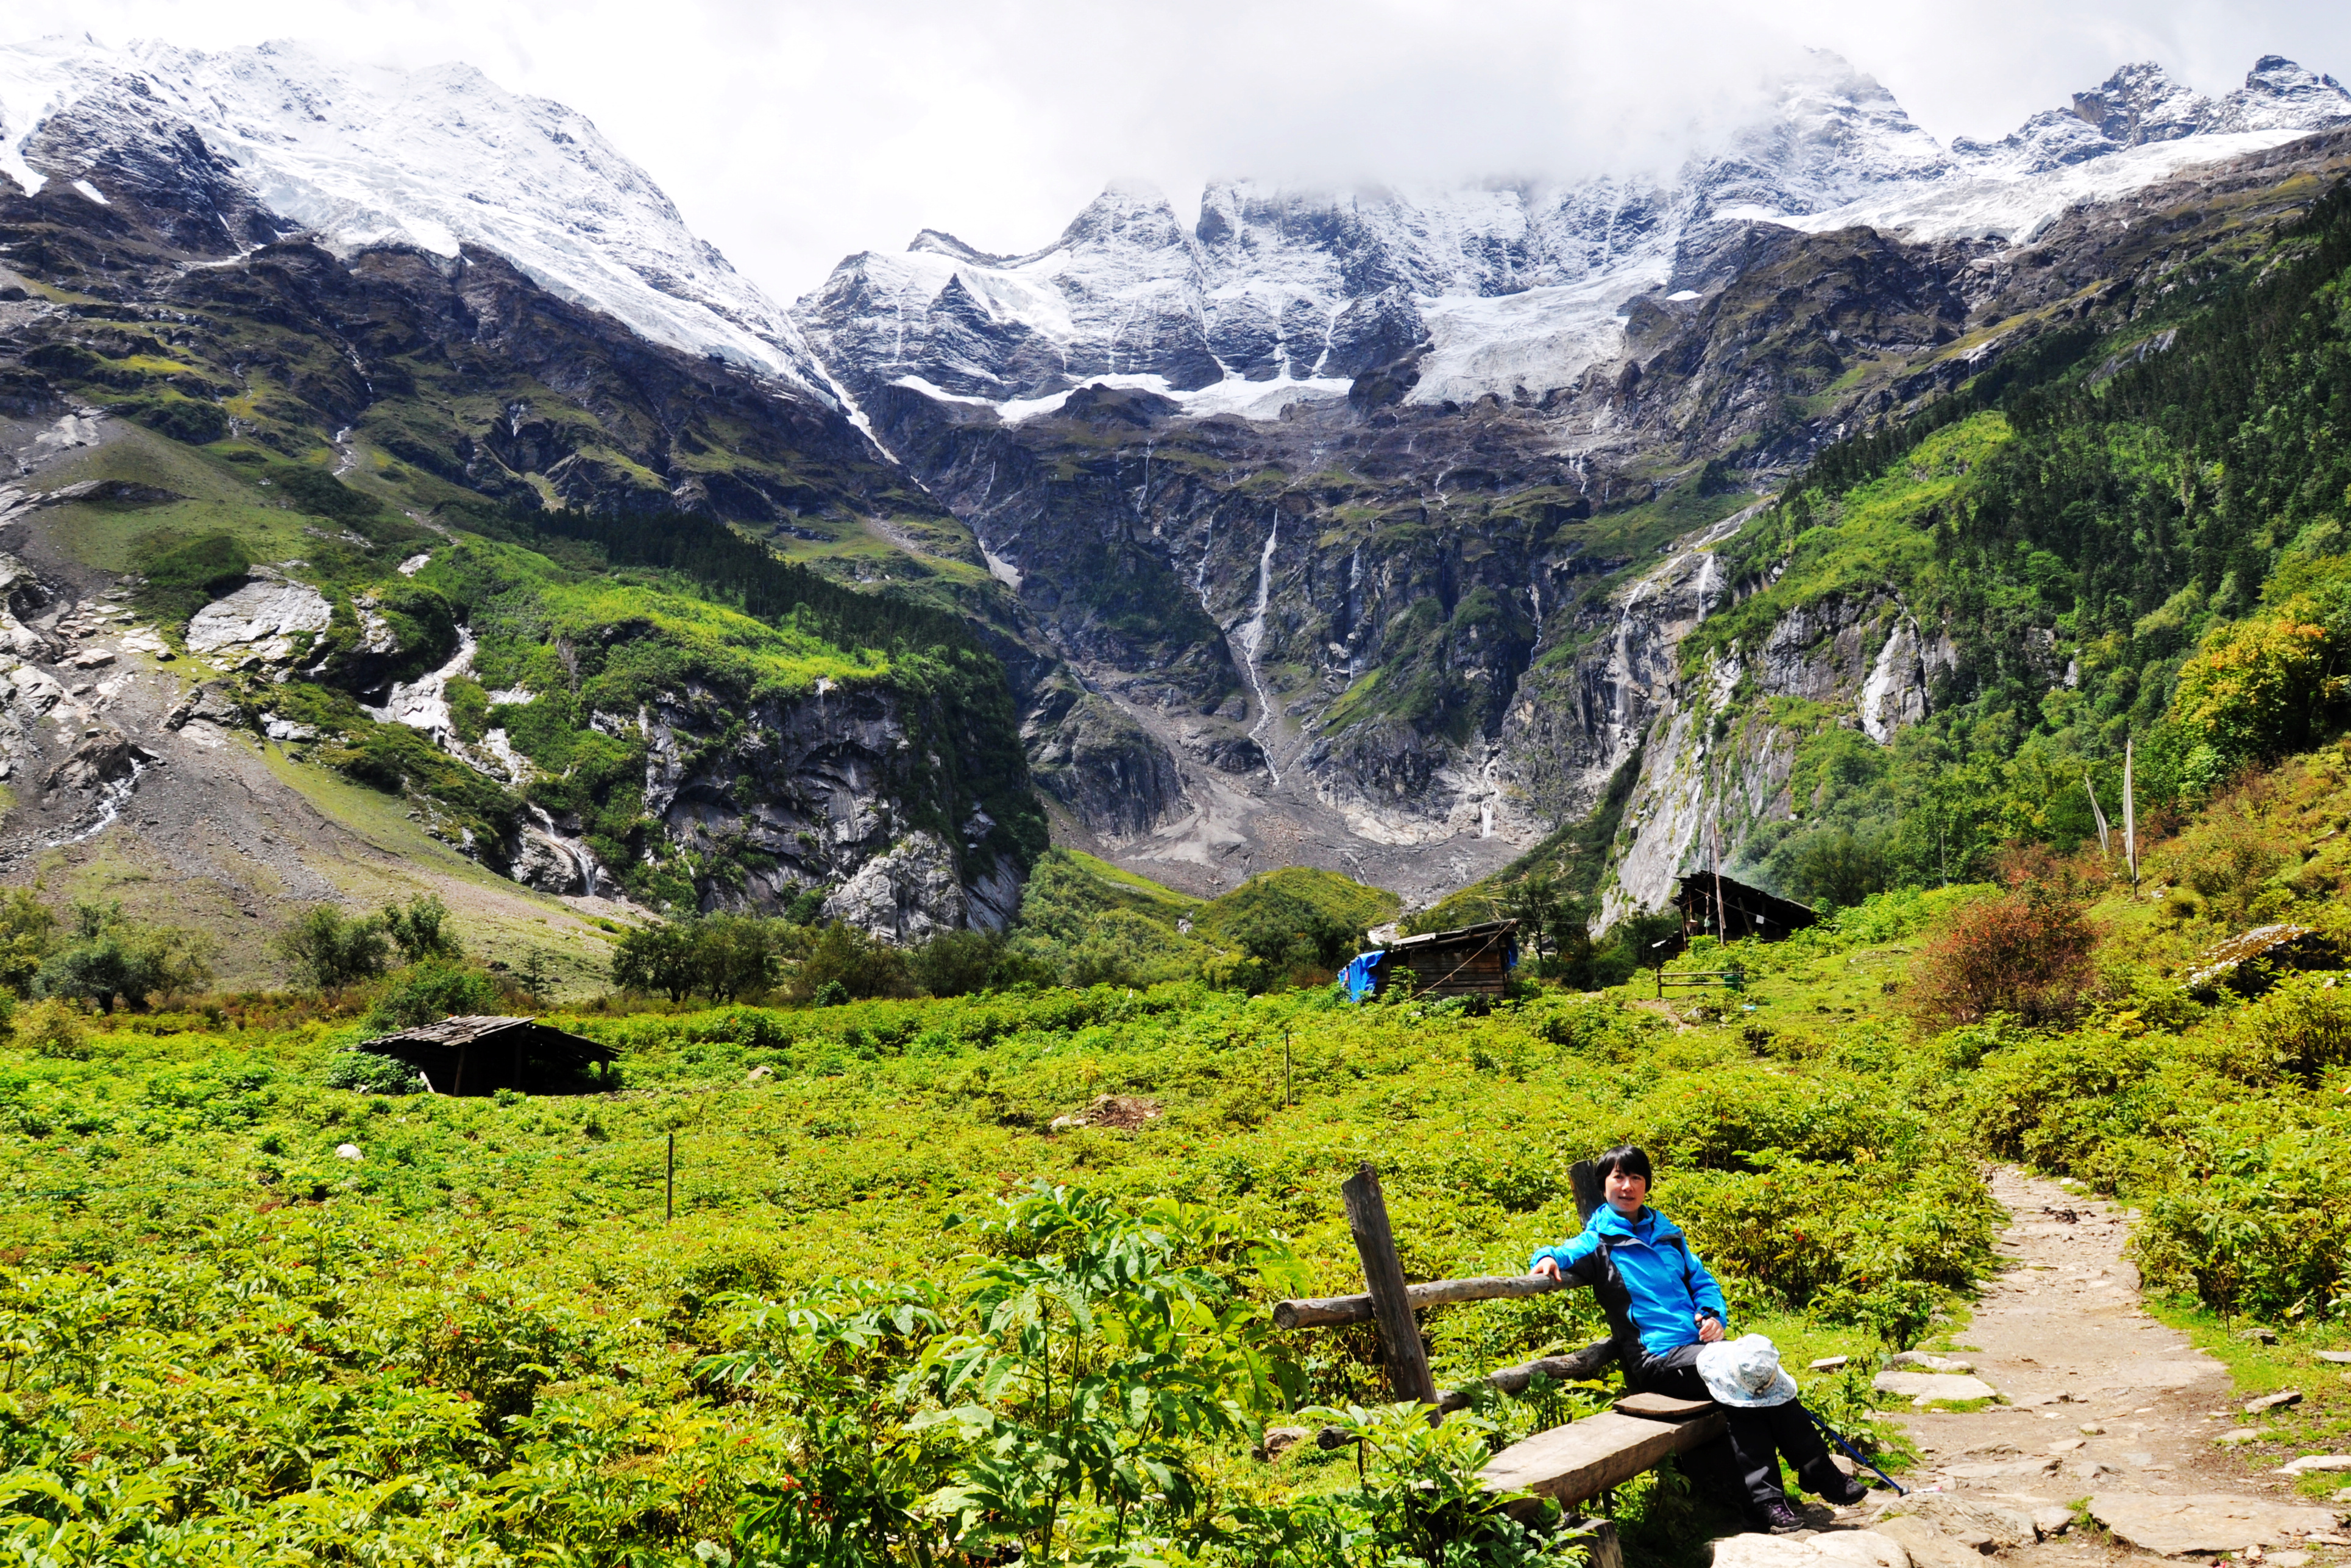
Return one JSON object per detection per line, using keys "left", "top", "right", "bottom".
{"left": 1594, "top": 1144, "right": 1653, "bottom": 1183}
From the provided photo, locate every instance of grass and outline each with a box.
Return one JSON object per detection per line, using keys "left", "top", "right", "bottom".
{"left": 0, "top": 899, "right": 2001, "bottom": 1562}
{"left": 2140, "top": 1299, "right": 2351, "bottom": 1500}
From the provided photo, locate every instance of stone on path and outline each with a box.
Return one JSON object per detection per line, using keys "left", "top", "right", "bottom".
{"left": 2314, "top": 1350, "right": 2351, "bottom": 1364}
{"left": 1947, "top": 1456, "right": 2060, "bottom": 1480}
{"left": 1711, "top": 1532, "right": 1910, "bottom": 1568}
{"left": 2216, "top": 1428, "right": 2270, "bottom": 1446}
{"left": 2028, "top": 1505, "right": 2075, "bottom": 1537}
{"left": 1810, "top": 1355, "right": 1850, "bottom": 1372}
{"left": 1874, "top": 1371, "right": 1997, "bottom": 1403}
{"left": 2245, "top": 1389, "right": 2303, "bottom": 1414}
{"left": 1878, "top": 1494, "right": 2039, "bottom": 1550}
{"left": 1887, "top": 1352, "right": 1974, "bottom": 1374}
{"left": 2088, "top": 1493, "right": 2341, "bottom": 1556}
{"left": 1871, "top": 1516, "right": 1995, "bottom": 1568}
{"left": 2275, "top": 1454, "right": 2351, "bottom": 1475}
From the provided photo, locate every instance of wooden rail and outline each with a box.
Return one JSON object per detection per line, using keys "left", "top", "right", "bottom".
{"left": 1275, "top": 1271, "right": 1570, "bottom": 1330}
{"left": 1313, "top": 1338, "right": 1618, "bottom": 1449}
{"left": 1286, "top": 1157, "right": 1730, "bottom": 1516}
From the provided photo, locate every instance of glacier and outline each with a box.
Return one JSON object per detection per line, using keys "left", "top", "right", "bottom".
{"left": 801, "top": 52, "right": 2351, "bottom": 419}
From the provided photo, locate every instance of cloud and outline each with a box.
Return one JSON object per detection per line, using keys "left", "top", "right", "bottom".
{"left": 12, "top": 0, "right": 2351, "bottom": 300}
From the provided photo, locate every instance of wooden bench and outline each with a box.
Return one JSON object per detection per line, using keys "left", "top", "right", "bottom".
{"left": 1274, "top": 1162, "right": 1725, "bottom": 1517}
{"left": 1481, "top": 1392, "right": 1726, "bottom": 1514}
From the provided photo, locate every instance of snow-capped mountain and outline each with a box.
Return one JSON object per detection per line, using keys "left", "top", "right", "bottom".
{"left": 0, "top": 35, "right": 838, "bottom": 402}
{"left": 800, "top": 52, "right": 2351, "bottom": 417}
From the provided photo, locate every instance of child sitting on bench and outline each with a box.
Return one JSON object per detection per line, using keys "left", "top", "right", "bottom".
{"left": 1529, "top": 1144, "right": 1865, "bottom": 1533}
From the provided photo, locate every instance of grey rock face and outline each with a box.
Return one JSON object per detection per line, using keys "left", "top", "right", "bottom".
{"left": 821, "top": 830, "right": 966, "bottom": 943}
{"left": 185, "top": 574, "right": 333, "bottom": 663}
{"left": 509, "top": 828, "right": 587, "bottom": 896}
{"left": 620, "top": 675, "right": 1021, "bottom": 928}
{"left": 1023, "top": 679, "right": 1186, "bottom": 840}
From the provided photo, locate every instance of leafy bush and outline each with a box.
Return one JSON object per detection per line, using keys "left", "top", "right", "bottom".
{"left": 273, "top": 904, "right": 391, "bottom": 991}
{"left": 363, "top": 959, "right": 501, "bottom": 1031}
{"left": 2168, "top": 601, "right": 2345, "bottom": 780}
{"left": 794, "top": 922, "right": 913, "bottom": 1002}
{"left": 381, "top": 893, "right": 462, "bottom": 965}
{"left": 12, "top": 996, "right": 86, "bottom": 1059}
{"left": 33, "top": 901, "right": 211, "bottom": 1012}
{"left": 1905, "top": 883, "right": 2097, "bottom": 1029}
{"left": 2238, "top": 972, "right": 2351, "bottom": 1083}
{"left": 323, "top": 1049, "right": 427, "bottom": 1094}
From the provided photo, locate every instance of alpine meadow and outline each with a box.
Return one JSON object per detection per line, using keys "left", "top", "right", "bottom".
{"left": 4, "top": 25, "right": 2351, "bottom": 1568}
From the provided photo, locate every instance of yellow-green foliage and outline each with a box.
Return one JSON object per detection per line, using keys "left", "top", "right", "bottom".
{"left": 0, "top": 924, "right": 1991, "bottom": 1562}
{"left": 1687, "top": 413, "right": 2012, "bottom": 672}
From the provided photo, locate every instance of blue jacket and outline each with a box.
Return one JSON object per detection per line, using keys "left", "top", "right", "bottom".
{"left": 1528, "top": 1205, "right": 1728, "bottom": 1358}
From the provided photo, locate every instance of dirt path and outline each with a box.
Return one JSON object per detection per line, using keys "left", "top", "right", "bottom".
{"left": 1731, "top": 1167, "right": 2349, "bottom": 1568}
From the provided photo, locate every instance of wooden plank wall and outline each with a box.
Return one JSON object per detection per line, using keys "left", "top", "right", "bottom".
{"left": 1384, "top": 940, "right": 1511, "bottom": 998}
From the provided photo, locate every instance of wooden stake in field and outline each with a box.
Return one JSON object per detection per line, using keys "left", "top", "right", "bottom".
{"left": 1341, "top": 1162, "right": 1438, "bottom": 1410}
{"left": 2123, "top": 738, "right": 2139, "bottom": 890}
{"left": 1284, "top": 1034, "right": 1293, "bottom": 1107}
{"left": 665, "top": 1132, "right": 676, "bottom": 1224}
{"left": 2085, "top": 772, "right": 2111, "bottom": 859}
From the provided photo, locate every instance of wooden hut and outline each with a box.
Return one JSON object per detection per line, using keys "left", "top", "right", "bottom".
{"left": 353, "top": 1015, "right": 617, "bottom": 1096}
{"left": 1342, "top": 920, "right": 1518, "bottom": 1001}
{"left": 1672, "top": 872, "right": 1818, "bottom": 945}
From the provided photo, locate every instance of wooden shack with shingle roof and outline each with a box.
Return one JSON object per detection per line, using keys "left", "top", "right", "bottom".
{"left": 355, "top": 1015, "right": 617, "bottom": 1096}
{"left": 1363, "top": 920, "right": 1519, "bottom": 1001}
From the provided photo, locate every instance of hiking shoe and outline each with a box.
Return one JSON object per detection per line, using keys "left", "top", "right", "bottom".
{"left": 1762, "top": 1500, "right": 1806, "bottom": 1535}
{"left": 1821, "top": 1477, "right": 1870, "bottom": 1506}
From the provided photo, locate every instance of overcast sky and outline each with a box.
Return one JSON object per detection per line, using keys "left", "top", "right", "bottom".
{"left": 15, "top": 1, "right": 2351, "bottom": 302}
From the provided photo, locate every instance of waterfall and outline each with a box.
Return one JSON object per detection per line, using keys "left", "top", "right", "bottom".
{"left": 49, "top": 758, "right": 144, "bottom": 847}
{"left": 1236, "top": 525, "right": 1282, "bottom": 785}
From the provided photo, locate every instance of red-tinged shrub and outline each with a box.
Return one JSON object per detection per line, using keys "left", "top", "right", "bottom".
{"left": 1907, "top": 883, "right": 2098, "bottom": 1031}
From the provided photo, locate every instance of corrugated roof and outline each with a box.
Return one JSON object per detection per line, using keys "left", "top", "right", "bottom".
{"left": 1388, "top": 919, "right": 1516, "bottom": 951}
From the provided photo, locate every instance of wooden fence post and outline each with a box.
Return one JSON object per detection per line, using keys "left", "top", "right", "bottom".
{"left": 1342, "top": 1162, "right": 1438, "bottom": 1409}
{"left": 1569, "top": 1159, "right": 1603, "bottom": 1222}
{"left": 665, "top": 1132, "right": 675, "bottom": 1224}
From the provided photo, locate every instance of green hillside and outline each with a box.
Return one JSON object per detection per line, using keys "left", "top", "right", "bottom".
{"left": 11, "top": 740, "right": 2351, "bottom": 1561}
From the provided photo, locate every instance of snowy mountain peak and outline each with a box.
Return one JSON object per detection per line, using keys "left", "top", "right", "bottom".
{"left": 1706, "top": 48, "right": 1956, "bottom": 213}
{"left": 0, "top": 34, "right": 839, "bottom": 402}
{"left": 2214, "top": 54, "right": 2351, "bottom": 131}
{"left": 2069, "top": 60, "right": 2207, "bottom": 146}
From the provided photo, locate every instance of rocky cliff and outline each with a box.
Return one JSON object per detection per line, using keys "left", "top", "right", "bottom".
{"left": 800, "top": 57, "right": 2351, "bottom": 916}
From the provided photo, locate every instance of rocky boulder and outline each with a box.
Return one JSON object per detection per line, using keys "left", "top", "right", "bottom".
{"left": 186, "top": 572, "right": 332, "bottom": 665}
{"left": 821, "top": 831, "right": 966, "bottom": 943}
{"left": 43, "top": 725, "right": 134, "bottom": 796}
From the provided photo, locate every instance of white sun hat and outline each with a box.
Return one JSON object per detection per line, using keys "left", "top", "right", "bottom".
{"left": 1695, "top": 1333, "right": 1798, "bottom": 1408}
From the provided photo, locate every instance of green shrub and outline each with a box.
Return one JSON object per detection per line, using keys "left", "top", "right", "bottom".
{"left": 274, "top": 904, "right": 391, "bottom": 991}
{"left": 2238, "top": 971, "right": 2351, "bottom": 1083}
{"left": 34, "top": 902, "right": 212, "bottom": 1012}
{"left": 12, "top": 996, "right": 86, "bottom": 1059}
{"left": 363, "top": 960, "right": 501, "bottom": 1031}
{"left": 324, "top": 1050, "right": 426, "bottom": 1094}
{"left": 131, "top": 531, "right": 252, "bottom": 629}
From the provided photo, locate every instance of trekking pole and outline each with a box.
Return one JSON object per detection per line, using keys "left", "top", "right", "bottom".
{"left": 1804, "top": 1406, "right": 1906, "bottom": 1495}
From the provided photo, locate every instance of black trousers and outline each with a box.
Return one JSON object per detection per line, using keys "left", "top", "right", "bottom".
{"left": 1632, "top": 1344, "right": 1845, "bottom": 1517}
